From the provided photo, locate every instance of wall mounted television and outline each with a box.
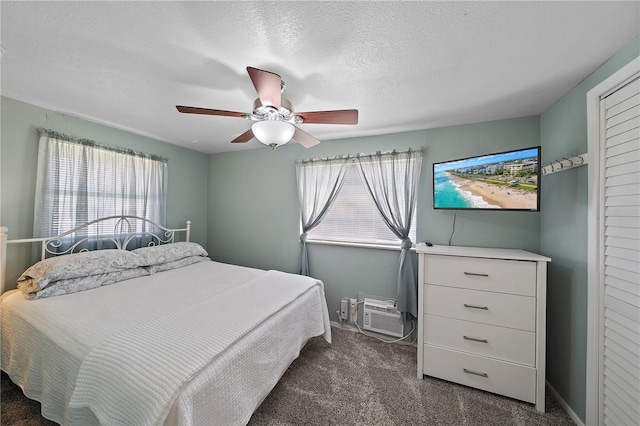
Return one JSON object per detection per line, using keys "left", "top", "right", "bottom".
{"left": 433, "top": 146, "right": 541, "bottom": 211}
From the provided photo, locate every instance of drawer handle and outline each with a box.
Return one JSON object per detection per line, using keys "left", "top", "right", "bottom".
{"left": 464, "top": 272, "right": 489, "bottom": 277}
{"left": 463, "top": 303, "right": 489, "bottom": 310}
{"left": 463, "top": 335, "right": 488, "bottom": 343}
{"left": 463, "top": 368, "right": 489, "bottom": 378}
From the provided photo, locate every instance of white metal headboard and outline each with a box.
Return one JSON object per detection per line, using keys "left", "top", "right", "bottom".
{"left": 0, "top": 216, "right": 191, "bottom": 294}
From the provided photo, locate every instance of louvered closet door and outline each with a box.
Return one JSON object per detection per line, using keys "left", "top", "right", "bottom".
{"left": 601, "top": 77, "right": 640, "bottom": 426}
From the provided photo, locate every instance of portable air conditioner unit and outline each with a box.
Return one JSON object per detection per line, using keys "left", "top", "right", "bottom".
{"left": 363, "top": 298, "right": 404, "bottom": 338}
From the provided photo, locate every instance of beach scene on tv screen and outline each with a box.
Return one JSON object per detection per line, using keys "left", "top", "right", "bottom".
{"left": 434, "top": 148, "right": 539, "bottom": 210}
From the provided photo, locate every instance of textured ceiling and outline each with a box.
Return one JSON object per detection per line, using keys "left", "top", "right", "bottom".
{"left": 1, "top": 1, "right": 638, "bottom": 154}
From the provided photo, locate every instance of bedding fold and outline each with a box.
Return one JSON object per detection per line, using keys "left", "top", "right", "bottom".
{"left": 66, "top": 270, "right": 328, "bottom": 426}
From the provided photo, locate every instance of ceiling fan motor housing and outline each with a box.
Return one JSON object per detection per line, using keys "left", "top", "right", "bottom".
{"left": 250, "top": 97, "right": 301, "bottom": 123}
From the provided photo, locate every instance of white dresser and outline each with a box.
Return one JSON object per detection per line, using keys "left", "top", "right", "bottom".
{"left": 416, "top": 245, "right": 550, "bottom": 412}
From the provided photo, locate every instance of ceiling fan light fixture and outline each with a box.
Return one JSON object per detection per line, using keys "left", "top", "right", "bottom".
{"left": 251, "top": 120, "right": 295, "bottom": 149}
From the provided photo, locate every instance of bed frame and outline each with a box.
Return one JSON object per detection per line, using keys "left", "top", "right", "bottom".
{"left": 0, "top": 215, "right": 191, "bottom": 294}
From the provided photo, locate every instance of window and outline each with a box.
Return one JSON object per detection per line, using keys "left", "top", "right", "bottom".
{"left": 306, "top": 160, "right": 417, "bottom": 246}
{"left": 33, "top": 129, "right": 167, "bottom": 239}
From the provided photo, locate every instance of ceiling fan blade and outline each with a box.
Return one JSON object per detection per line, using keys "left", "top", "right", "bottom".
{"left": 231, "top": 128, "right": 254, "bottom": 143}
{"left": 246, "top": 67, "right": 282, "bottom": 110}
{"left": 293, "top": 127, "right": 321, "bottom": 148}
{"left": 296, "top": 109, "right": 358, "bottom": 125}
{"left": 176, "top": 105, "right": 247, "bottom": 118}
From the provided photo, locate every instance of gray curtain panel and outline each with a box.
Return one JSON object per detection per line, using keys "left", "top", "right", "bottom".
{"left": 356, "top": 149, "right": 422, "bottom": 320}
{"left": 296, "top": 157, "right": 349, "bottom": 276}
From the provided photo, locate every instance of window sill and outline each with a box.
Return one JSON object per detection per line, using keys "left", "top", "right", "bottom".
{"left": 306, "top": 239, "right": 416, "bottom": 252}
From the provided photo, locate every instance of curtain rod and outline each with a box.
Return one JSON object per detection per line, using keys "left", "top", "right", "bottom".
{"left": 38, "top": 128, "right": 169, "bottom": 164}
{"left": 297, "top": 148, "right": 422, "bottom": 164}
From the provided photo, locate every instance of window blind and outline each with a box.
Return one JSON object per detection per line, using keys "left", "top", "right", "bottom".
{"left": 308, "top": 162, "right": 417, "bottom": 245}
{"left": 34, "top": 130, "right": 167, "bottom": 239}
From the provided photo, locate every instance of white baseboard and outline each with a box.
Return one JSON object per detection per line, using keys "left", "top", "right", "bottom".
{"left": 329, "top": 320, "right": 417, "bottom": 346}
{"left": 330, "top": 320, "right": 359, "bottom": 332}
{"left": 546, "top": 380, "right": 585, "bottom": 426}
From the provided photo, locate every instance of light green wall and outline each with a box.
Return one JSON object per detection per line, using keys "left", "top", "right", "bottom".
{"left": 2, "top": 35, "right": 636, "bottom": 421}
{"left": 207, "top": 116, "right": 541, "bottom": 331}
{"left": 0, "top": 96, "right": 209, "bottom": 288}
{"left": 540, "top": 35, "right": 640, "bottom": 423}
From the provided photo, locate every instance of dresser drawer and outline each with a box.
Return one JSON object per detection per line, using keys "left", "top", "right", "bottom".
{"left": 424, "top": 255, "right": 536, "bottom": 296}
{"left": 424, "top": 314, "right": 535, "bottom": 366}
{"left": 423, "top": 345, "right": 536, "bottom": 403}
{"left": 425, "top": 285, "right": 536, "bottom": 331}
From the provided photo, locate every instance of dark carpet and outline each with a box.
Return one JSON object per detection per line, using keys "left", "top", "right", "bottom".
{"left": 2, "top": 326, "right": 574, "bottom": 425}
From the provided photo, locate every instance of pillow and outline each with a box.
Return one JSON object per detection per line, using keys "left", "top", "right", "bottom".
{"left": 133, "top": 242, "right": 208, "bottom": 266}
{"left": 20, "top": 267, "right": 150, "bottom": 300}
{"left": 17, "top": 249, "right": 143, "bottom": 292}
{"left": 145, "top": 256, "right": 210, "bottom": 274}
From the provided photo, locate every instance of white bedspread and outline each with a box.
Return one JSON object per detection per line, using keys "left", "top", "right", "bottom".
{"left": 1, "top": 261, "right": 331, "bottom": 426}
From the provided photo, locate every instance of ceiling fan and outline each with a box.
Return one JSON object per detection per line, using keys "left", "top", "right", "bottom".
{"left": 176, "top": 66, "right": 358, "bottom": 149}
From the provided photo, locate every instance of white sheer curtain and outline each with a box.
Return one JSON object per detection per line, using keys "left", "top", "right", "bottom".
{"left": 33, "top": 129, "right": 167, "bottom": 246}
{"left": 296, "top": 156, "right": 350, "bottom": 276}
{"left": 356, "top": 149, "right": 422, "bottom": 320}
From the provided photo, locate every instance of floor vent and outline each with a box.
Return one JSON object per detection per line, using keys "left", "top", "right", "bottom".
{"left": 363, "top": 298, "right": 403, "bottom": 337}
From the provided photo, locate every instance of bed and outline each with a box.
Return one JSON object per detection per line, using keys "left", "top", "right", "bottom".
{"left": 0, "top": 216, "right": 331, "bottom": 425}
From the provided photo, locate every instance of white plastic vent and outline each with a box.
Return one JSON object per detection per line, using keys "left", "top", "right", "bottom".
{"left": 363, "top": 298, "right": 403, "bottom": 338}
